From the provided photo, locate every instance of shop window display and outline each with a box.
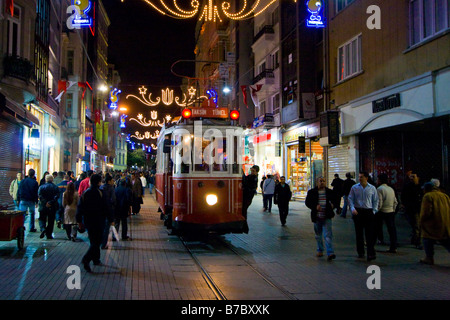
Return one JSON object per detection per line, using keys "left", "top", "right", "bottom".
{"left": 288, "top": 140, "right": 323, "bottom": 199}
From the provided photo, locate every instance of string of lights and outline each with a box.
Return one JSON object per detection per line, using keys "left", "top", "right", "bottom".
{"left": 138, "top": 0, "right": 278, "bottom": 22}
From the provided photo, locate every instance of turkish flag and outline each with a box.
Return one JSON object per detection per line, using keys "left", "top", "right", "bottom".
{"left": 78, "top": 82, "right": 87, "bottom": 99}
{"left": 6, "top": 0, "right": 13, "bottom": 17}
{"left": 250, "top": 84, "right": 263, "bottom": 108}
{"left": 94, "top": 109, "right": 101, "bottom": 124}
{"left": 241, "top": 85, "right": 248, "bottom": 108}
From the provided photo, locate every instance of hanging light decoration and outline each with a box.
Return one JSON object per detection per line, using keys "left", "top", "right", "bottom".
{"left": 141, "top": 0, "right": 278, "bottom": 22}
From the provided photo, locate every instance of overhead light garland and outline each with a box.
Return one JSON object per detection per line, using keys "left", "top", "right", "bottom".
{"left": 126, "top": 86, "right": 208, "bottom": 107}
{"left": 141, "top": 0, "right": 278, "bottom": 22}
{"left": 131, "top": 130, "right": 161, "bottom": 140}
{"left": 129, "top": 111, "right": 167, "bottom": 127}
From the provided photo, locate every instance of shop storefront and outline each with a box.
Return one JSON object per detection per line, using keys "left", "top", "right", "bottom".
{"left": 0, "top": 94, "right": 39, "bottom": 208}
{"left": 253, "top": 129, "right": 283, "bottom": 180}
{"left": 339, "top": 69, "right": 450, "bottom": 192}
{"left": 245, "top": 114, "right": 283, "bottom": 190}
{"left": 358, "top": 117, "right": 449, "bottom": 192}
{"left": 24, "top": 104, "right": 44, "bottom": 181}
{"left": 283, "top": 122, "right": 323, "bottom": 200}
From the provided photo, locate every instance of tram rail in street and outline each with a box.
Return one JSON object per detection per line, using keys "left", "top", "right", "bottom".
{"left": 179, "top": 234, "right": 297, "bottom": 301}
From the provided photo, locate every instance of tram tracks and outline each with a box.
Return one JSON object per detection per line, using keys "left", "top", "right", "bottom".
{"left": 179, "top": 235, "right": 297, "bottom": 300}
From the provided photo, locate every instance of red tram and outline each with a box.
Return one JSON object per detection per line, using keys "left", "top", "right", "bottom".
{"left": 155, "top": 108, "right": 246, "bottom": 234}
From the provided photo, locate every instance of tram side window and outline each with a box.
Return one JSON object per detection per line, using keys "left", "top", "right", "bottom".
{"left": 164, "top": 135, "right": 173, "bottom": 174}
{"left": 232, "top": 135, "right": 240, "bottom": 174}
{"left": 174, "top": 135, "right": 190, "bottom": 174}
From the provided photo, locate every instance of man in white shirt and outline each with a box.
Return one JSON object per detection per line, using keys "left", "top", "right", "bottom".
{"left": 376, "top": 173, "right": 399, "bottom": 253}
{"left": 140, "top": 173, "right": 147, "bottom": 196}
{"left": 348, "top": 171, "right": 379, "bottom": 261}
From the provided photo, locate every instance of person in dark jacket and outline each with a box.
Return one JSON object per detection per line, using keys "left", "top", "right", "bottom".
{"left": 274, "top": 176, "right": 292, "bottom": 226}
{"left": 77, "top": 174, "right": 111, "bottom": 272}
{"left": 331, "top": 174, "right": 344, "bottom": 215}
{"left": 242, "top": 165, "right": 259, "bottom": 233}
{"left": 56, "top": 175, "right": 71, "bottom": 229}
{"left": 147, "top": 172, "right": 155, "bottom": 194}
{"left": 19, "top": 169, "right": 39, "bottom": 232}
{"left": 114, "top": 179, "right": 132, "bottom": 240}
{"left": 340, "top": 172, "right": 356, "bottom": 218}
{"left": 38, "top": 174, "right": 60, "bottom": 239}
{"left": 100, "top": 174, "right": 117, "bottom": 249}
{"left": 305, "top": 177, "right": 337, "bottom": 260}
{"left": 75, "top": 172, "right": 86, "bottom": 191}
{"left": 131, "top": 172, "right": 143, "bottom": 215}
{"left": 401, "top": 172, "right": 423, "bottom": 248}
{"left": 39, "top": 171, "right": 49, "bottom": 187}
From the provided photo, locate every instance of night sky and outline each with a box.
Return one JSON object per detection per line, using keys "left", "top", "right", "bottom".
{"left": 103, "top": 0, "right": 196, "bottom": 86}
{"left": 103, "top": 0, "right": 197, "bottom": 145}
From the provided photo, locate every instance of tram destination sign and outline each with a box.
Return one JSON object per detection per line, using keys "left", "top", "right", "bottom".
{"left": 190, "top": 107, "right": 229, "bottom": 119}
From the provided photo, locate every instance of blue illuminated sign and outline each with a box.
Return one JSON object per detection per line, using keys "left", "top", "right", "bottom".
{"left": 306, "top": 0, "right": 325, "bottom": 28}
{"left": 120, "top": 114, "right": 128, "bottom": 128}
{"left": 67, "top": 0, "right": 93, "bottom": 30}
{"left": 109, "top": 88, "right": 122, "bottom": 110}
{"left": 206, "top": 88, "right": 218, "bottom": 105}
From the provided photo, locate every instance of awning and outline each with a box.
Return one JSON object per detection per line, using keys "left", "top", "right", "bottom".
{"left": 0, "top": 93, "right": 40, "bottom": 127}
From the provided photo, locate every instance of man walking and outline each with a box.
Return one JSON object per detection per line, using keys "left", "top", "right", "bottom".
{"left": 376, "top": 173, "right": 399, "bottom": 253}
{"left": 305, "top": 177, "right": 337, "bottom": 260}
{"left": 340, "top": 173, "right": 356, "bottom": 218}
{"left": 38, "top": 174, "right": 60, "bottom": 239}
{"left": 9, "top": 172, "right": 22, "bottom": 210}
{"left": 331, "top": 174, "right": 344, "bottom": 215}
{"left": 263, "top": 175, "right": 276, "bottom": 212}
{"left": 419, "top": 182, "right": 450, "bottom": 265}
{"left": 18, "top": 169, "right": 39, "bottom": 232}
{"left": 401, "top": 172, "right": 423, "bottom": 249}
{"left": 274, "top": 176, "right": 292, "bottom": 226}
{"left": 131, "top": 172, "right": 143, "bottom": 215}
{"left": 348, "top": 171, "right": 379, "bottom": 261}
{"left": 242, "top": 165, "right": 259, "bottom": 233}
{"left": 77, "top": 174, "right": 110, "bottom": 272}
{"left": 114, "top": 179, "right": 132, "bottom": 241}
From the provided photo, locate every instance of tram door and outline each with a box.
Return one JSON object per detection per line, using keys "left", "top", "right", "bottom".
{"left": 156, "top": 134, "right": 173, "bottom": 213}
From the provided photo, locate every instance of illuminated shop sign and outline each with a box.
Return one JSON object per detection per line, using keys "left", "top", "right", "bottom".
{"left": 67, "top": 0, "right": 93, "bottom": 30}
{"left": 306, "top": 0, "right": 325, "bottom": 28}
{"left": 252, "top": 113, "right": 274, "bottom": 129}
{"left": 109, "top": 88, "right": 121, "bottom": 110}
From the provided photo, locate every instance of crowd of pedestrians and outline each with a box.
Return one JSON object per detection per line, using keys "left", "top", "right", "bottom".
{"left": 6, "top": 166, "right": 450, "bottom": 269}
{"left": 8, "top": 167, "right": 156, "bottom": 272}
{"left": 255, "top": 169, "right": 450, "bottom": 265}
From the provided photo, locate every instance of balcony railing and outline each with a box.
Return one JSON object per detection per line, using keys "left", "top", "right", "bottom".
{"left": 253, "top": 25, "right": 274, "bottom": 43}
{"left": 253, "top": 69, "right": 274, "bottom": 84}
{"left": 3, "top": 55, "right": 35, "bottom": 83}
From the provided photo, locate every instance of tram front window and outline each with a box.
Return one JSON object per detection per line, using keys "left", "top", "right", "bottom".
{"left": 194, "top": 138, "right": 227, "bottom": 172}
{"left": 213, "top": 138, "right": 227, "bottom": 172}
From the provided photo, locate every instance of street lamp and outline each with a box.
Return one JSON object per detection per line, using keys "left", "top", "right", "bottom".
{"left": 222, "top": 86, "right": 231, "bottom": 94}
{"left": 98, "top": 84, "right": 108, "bottom": 92}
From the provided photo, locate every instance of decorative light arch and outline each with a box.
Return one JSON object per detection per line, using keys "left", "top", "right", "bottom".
{"left": 141, "top": 0, "right": 278, "bottom": 22}
{"left": 126, "top": 86, "right": 208, "bottom": 107}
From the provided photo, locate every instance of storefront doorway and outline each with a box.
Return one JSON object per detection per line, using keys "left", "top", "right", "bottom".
{"left": 287, "top": 139, "right": 324, "bottom": 199}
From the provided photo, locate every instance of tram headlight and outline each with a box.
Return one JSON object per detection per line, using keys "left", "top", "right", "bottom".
{"left": 206, "top": 194, "right": 218, "bottom": 206}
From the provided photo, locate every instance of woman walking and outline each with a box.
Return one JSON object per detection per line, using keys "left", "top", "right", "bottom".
{"left": 63, "top": 182, "right": 79, "bottom": 241}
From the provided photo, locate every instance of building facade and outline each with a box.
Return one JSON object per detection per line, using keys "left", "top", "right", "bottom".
{"left": 325, "top": 0, "right": 450, "bottom": 193}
